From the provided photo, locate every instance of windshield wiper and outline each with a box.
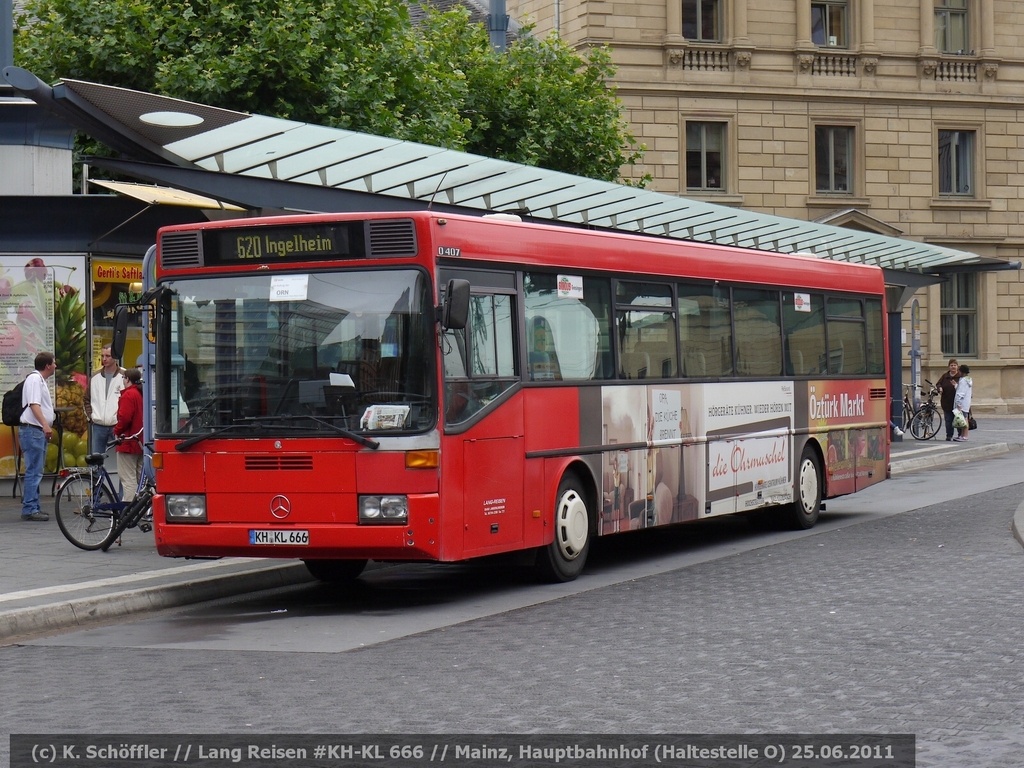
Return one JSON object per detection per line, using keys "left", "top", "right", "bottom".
{"left": 288, "top": 415, "right": 379, "bottom": 449}
{"left": 175, "top": 420, "right": 271, "bottom": 451}
{"left": 175, "top": 415, "right": 379, "bottom": 451}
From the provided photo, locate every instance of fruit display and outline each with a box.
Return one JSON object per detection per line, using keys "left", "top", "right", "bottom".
{"left": 0, "top": 257, "right": 90, "bottom": 475}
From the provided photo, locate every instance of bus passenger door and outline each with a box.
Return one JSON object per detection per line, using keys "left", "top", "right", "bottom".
{"left": 442, "top": 290, "right": 525, "bottom": 557}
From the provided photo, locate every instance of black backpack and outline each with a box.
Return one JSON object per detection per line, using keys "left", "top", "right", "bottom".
{"left": 1, "top": 378, "right": 28, "bottom": 427}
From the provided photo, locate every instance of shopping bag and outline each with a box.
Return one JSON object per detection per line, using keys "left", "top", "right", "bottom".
{"left": 952, "top": 409, "right": 967, "bottom": 429}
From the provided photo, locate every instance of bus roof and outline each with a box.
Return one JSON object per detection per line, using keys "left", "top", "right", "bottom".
{"left": 156, "top": 210, "right": 886, "bottom": 295}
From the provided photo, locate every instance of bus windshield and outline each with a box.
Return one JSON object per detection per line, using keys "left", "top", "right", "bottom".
{"left": 160, "top": 269, "right": 436, "bottom": 437}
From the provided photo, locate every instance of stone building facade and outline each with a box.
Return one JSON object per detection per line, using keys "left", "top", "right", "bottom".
{"left": 507, "top": 0, "right": 1024, "bottom": 413}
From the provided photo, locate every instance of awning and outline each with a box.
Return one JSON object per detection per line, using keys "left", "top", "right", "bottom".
{"left": 89, "top": 179, "right": 245, "bottom": 211}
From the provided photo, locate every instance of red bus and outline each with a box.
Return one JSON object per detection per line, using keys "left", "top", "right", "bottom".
{"left": 121, "top": 211, "right": 890, "bottom": 583}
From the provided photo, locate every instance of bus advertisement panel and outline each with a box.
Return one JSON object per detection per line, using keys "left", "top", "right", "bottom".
{"left": 129, "top": 211, "right": 890, "bottom": 585}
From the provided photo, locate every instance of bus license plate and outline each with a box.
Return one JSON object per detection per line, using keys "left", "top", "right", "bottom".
{"left": 249, "top": 529, "right": 309, "bottom": 546}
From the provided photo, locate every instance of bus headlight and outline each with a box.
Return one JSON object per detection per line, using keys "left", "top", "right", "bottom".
{"left": 359, "top": 495, "right": 408, "bottom": 524}
{"left": 165, "top": 494, "right": 207, "bottom": 522}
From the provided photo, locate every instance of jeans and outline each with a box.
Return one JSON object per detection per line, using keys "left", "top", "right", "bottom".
{"left": 19, "top": 425, "right": 46, "bottom": 516}
{"left": 91, "top": 423, "right": 115, "bottom": 455}
{"left": 943, "top": 409, "right": 957, "bottom": 440}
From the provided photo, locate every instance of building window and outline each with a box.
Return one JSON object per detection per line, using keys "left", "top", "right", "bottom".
{"left": 812, "top": 1, "right": 849, "bottom": 47}
{"left": 682, "top": 0, "right": 722, "bottom": 42}
{"left": 815, "top": 125, "right": 853, "bottom": 193}
{"left": 937, "top": 130, "right": 974, "bottom": 195}
{"left": 685, "top": 122, "right": 725, "bottom": 191}
{"left": 935, "top": 0, "right": 970, "bottom": 54}
{"left": 940, "top": 273, "right": 976, "bottom": 357}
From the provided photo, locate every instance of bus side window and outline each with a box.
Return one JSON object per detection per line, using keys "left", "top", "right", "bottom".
{"left": 445, "top": 292, "right": 517, "bottom": 424}
{"left": 524, "top": 271, "right": 608, "bottom": 381}
{"left": 679, "top": 282, "right": 732, "bottom": 377}
{"left": 782, "top": 292, "right": 826, "bottom": 376}
{"left": 826, "top": 297, "right": 868, "bottom": 375}
{"left": 443, "top": 328, "right": 473, "bottom": 422}
{"left": 733, "top": 288, "right": 782, "bottom": 377}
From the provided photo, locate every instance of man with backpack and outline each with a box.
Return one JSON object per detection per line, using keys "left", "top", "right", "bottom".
{"left": 19, "top": 351, "right": 57, "bottom": 521}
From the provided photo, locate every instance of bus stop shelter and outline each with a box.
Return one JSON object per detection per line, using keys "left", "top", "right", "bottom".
{"left": 4, "top": 65, "right": 1019, "bottom": 426}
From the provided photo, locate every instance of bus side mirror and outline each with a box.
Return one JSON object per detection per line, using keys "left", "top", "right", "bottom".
{"left": 441, "top": 279, "right": 470, "bottom": 330}
{"left": 111, "top": 306, "right": 129, "bottom": 360}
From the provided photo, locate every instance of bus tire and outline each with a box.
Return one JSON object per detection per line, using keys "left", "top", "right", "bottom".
{"left": 303, "top": 559, "right": 367, "bottom": 584}
{"left": 535, "top": 473, "right": 592, "bottom": 583}
{"left": 787, "top": 446, "right": 822, "bottom": 530}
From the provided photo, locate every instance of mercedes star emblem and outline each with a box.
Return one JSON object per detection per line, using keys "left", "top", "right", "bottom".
{"left": 270, "top": 495, "right": 292, "bottom": 519}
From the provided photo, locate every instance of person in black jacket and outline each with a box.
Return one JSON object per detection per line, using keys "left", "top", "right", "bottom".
{"left": 935, "top": 357, "right": 960, "bottom": 442}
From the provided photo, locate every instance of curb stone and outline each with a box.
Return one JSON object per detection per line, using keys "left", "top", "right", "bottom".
{"left": 1, "top": 562, "right": 311, "bottom": 644}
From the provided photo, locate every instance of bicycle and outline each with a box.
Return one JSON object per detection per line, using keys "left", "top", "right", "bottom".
{"left": 907, "top": 379, "right": 942, "bottom": 440}
{"left": 54, "top": 433, "right": 154, "bottom": 551}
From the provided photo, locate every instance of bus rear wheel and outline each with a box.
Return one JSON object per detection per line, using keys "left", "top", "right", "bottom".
{"left": 535, "top": 473, "right": 591, "bottom": 583}
{"left": 303, "top": 559, "right": 367, "bottom": 584}
{"left": 786, "top": 447, "right": 822, "bottom": 530}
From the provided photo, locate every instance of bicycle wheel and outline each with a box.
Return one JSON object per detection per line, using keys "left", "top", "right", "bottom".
{"left": 910, "top": 405, "right": 942, "bottom": 441}
{"left": 55, "top": 473, "right": 118, "bottom": 551}
{"left": 100, "top": 485, "right": 154, "bottom": 552}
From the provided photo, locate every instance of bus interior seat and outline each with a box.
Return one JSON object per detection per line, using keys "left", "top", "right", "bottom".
{"left": 848, "top": 338, "right": 866, "bottom": 373}
{"left": 529, "top": 315, "right": 562, "bottom": 381}
{"left": 738, "top": 339, "right": 781, "bottom": 376}
{"left": 789, "top": 349, "right": 804, "bottom": 376}
{"left": 636, "top": 342, "right": 675, "bottom": 378}
{"left": 298, "top": 380, "right": 330, "bottom": 408}
{"left": 351, "top": 339, "right": 380, "bottom": 389}
{"left": 825, "top": 343, "right": 844, "bottom": 374}
{"left": 619, "top": 350, "right": 650, "bottom": 379}
{"left": 377, "top": 357, "right": 401, "bottom": 392}
{"left": 735, "top": 343, "right": 749, "bottom": 375}
{"left": 684, "top": 350, "right": 707, "bottom": 377}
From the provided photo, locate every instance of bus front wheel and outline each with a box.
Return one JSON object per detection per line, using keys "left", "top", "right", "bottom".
{"left": 787, "top": 447, "right": 822, "bottom": 530}
{"left": 303, "top": 559, "right": 368, "bottom": 584}
{"left": 535, "top": 473, "right": 592, "bottom": 583}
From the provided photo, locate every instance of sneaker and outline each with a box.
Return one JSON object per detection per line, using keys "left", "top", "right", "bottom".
{"left": 21, "top": 511, "right": 49, "bottom": 521}
{"left": 893, "top": 426, "right": 904, "bottom": 437}
{"left": 952, "top": 436, "right": 965, "bottom": 442}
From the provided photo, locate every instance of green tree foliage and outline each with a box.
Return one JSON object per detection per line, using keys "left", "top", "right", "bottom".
{"left": 15, "top": 0, "right": 644, "bottom": 182}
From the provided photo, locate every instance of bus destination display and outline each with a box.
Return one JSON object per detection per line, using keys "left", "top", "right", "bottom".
{"left": 210, "top": 224, "right": 354, "bottom": 264}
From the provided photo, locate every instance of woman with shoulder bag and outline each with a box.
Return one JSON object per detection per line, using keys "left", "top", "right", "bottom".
{"left": 952, "top": 364, "right": 973, "bottom": 442}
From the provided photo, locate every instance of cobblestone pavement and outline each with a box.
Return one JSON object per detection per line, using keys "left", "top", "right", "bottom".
{"left": 2, "top": 480, "right": 1022, "bottom": 767}
{"left": 1, "top": 418, "right": 1022, "bottom": 768}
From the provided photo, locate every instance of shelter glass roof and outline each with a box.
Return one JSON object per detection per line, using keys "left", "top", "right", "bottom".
{"left": 6, "top": 69, "right": 1012, "bottom": 275}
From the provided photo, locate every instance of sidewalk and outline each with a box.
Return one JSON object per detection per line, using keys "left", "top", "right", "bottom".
{"left": 3, "top": 416, "right": 1024, "bottom": 644}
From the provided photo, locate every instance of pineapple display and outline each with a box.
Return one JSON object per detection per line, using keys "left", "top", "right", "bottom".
{"left": 54, "top": 282, "right": 90, "bottom": 442}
